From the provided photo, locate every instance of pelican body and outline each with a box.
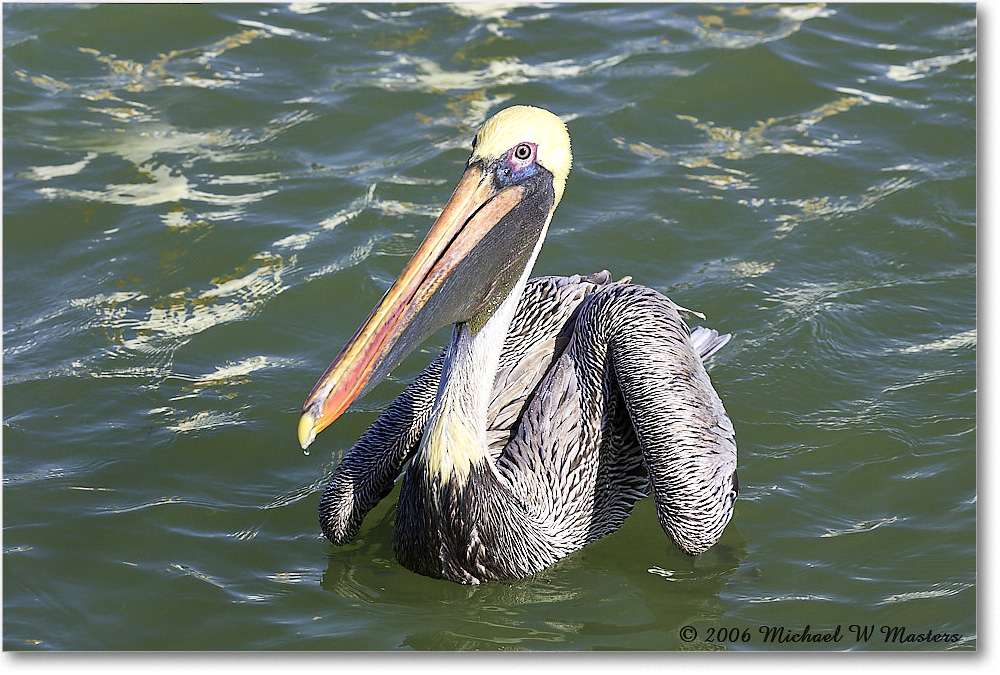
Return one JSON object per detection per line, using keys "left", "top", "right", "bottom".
{"left": 299, "top": 106, "right": 738, "bottom": 584}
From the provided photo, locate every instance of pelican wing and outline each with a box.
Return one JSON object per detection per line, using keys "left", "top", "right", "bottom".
{"left": 492, "top": 280, "right": 737, "bottom": 556}
{"left": 318, "top": 353, "right": 442, "bottom": 544}
{"left": 605, "top": 285, "right": 738, "bottom": 555}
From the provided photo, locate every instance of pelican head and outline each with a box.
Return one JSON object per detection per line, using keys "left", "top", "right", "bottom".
{"left": 299, "top": 106, "right": 572, "bottom": 449}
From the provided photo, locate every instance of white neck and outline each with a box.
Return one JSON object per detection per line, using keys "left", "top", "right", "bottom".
{"left": 415, "top": 225, "right": 548, "bottom": 486}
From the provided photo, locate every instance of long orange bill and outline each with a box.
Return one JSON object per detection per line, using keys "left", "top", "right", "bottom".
{"left": 298, "top": 162, "right": 526, "bottom": 449}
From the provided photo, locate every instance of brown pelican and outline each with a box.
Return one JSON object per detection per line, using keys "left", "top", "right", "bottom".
{"left": 299, "top": 106, "right": 737, "bottom": 584}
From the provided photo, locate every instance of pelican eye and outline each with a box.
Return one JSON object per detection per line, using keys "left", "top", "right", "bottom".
{"left": 495, "top": 142, "right": 538, "bottom": 186}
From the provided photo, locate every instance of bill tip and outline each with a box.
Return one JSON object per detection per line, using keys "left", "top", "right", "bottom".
{"left": 297, "top": 412, "right": 317, "bottom": 450}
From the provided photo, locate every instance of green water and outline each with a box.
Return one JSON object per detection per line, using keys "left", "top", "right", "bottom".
{"left": 3, "top": 2, "right": 975, "bottom": 651}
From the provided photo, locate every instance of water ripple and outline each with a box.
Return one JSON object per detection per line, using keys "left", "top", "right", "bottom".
{"left": 879, "top": 582, "right": 973, "bottom": 605}
{"left": 376, "top": 53, "right": 630, "bottom": 93}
